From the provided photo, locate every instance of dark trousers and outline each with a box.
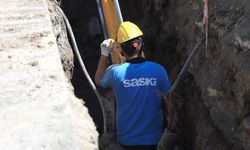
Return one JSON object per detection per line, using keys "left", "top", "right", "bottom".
{"left": 121, "top": 145, "right": 157, "bottom": 150}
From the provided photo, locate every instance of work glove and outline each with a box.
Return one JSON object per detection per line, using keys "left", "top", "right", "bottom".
{"left": 100, "top": 39, "right": 114, "bottom": 57}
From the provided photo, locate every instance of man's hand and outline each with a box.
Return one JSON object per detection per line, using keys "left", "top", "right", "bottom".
{"left": 95, "top": 39, "right": 114, "bottom": 85}
{"left": 101, "top": 39, "right": 114, "bottom": 57}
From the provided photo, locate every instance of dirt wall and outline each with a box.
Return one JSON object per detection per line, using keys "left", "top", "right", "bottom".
{"left": 0, "top": 0, "right": 98, "bottom": 149}
{"left": 60, "top": 0, "right": 105, "bottom": 134}
{"left": 59, "top": 0, "right": 250, "bottom": 149}
{"left": 119, "top": 0, "right": 250, "bottom": 149}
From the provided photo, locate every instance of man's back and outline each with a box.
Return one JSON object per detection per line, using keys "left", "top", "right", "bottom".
{"left": 100, "top": 58, "right": 171, "bottom": 145}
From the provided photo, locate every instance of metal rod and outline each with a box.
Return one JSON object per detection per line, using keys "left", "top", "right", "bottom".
{"left": 168, "top": 35, "right": 205, "bottom": 93}
{"left": 57, "top": 6, "right": 108, "bottom": 134}
{"left": 96, "top": 0, "right": 109, "bottom": 39}
{"left": 114, "top": 0, "right": 124, "bottom": 23}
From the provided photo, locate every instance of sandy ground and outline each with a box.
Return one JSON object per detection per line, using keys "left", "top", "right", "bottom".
{"left": 0, "top": 0, "right": 98, "bottom": 149}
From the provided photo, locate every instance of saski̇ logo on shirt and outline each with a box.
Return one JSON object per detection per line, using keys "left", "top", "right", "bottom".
{"left": 123, "top": 78, "right": 157, "bottom": 87}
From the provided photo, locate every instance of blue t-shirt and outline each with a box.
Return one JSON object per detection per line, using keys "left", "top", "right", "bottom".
{"left": 100, "top": 59, "right": 171, "bottom": 145}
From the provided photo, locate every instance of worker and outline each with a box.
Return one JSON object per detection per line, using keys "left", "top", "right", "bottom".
{"left": 95, "top": 21, "right": 171, "bottom": 150}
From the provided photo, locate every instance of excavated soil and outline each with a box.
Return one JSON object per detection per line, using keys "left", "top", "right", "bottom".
{"left": 0, "top": 0, "right": 98, "bottom": 149}
{"left": 60, "top": 0, "right": 250, "bottom": 149}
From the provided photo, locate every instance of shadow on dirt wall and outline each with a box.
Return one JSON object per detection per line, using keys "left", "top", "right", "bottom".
{"left": 61, "top": 0, "right": 105, "bottom": 134}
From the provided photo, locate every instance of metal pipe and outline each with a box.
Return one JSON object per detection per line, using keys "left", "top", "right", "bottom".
{"left": 57, "top": 6, "right": 108, "bottom": 134}
{"left": 114, "top": 0, "right": 124, "bottom": 23}
{"left": 169, "top": 35, "right": 205, "bottom": 93}
{"left": 96, "top": 0, "right": 109, "bottom": 39}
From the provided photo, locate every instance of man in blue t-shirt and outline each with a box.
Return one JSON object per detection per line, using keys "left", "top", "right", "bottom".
{"left": 95, "top": 21, "right": 171, "bottom": 150}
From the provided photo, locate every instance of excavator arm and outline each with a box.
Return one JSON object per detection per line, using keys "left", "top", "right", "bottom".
{"left": 101, "top": 0, "right": 123, "bottom": 39}
{"left": 97, "top": 0, "right": 145, "bottom": 64}
{"left": 96, "top": 0, "right": 124, "bottom": 64}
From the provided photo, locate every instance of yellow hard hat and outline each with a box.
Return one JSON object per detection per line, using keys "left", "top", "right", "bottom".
{"left": 117, "top": 21, "right": 143, "bottom": 44}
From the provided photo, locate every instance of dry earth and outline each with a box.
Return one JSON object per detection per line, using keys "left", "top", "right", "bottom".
{"left": 0, "top": 0, "right": 98, "bottom": 149}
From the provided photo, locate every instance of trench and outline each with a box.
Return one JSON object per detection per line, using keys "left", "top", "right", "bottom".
{"left": 60, "top": 0, "right": 200, "bottom": 148}
{"left": 60, "top": 0, "right": 250, "bottom": 149}
{"left": 61, "top": 0, "right": 104, "bottom": 134}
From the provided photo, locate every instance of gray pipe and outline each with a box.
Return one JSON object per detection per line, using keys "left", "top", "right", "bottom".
{"left": 114, "top": 0, "right": 124, "bottom": 23}
{"left": 169, "top": 35, "right": 205, "bottom": 93}
{"left": 57, "top": 6, "right": 108, "bottom": 134}
{"left": 96, "top": 0, "right": 109, "bottom": 39}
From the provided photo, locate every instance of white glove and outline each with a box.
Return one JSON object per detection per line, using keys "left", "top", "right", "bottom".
{"left": 100, "top": 39, "right": 114, "bottom": 57}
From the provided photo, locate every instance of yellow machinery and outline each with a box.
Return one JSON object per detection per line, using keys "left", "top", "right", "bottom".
{"left": 96, "top": 0, "right": 124, "bottom": 64}
{"left": 101, "top": 0, "right": 122, "bottom": 39}
{"left": 96, "top": 0, "right": 144, "bottom": 64}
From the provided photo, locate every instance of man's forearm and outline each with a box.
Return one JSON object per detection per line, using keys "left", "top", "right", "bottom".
{"left": 95, "top": 55, "right": 108, "bottom": 86}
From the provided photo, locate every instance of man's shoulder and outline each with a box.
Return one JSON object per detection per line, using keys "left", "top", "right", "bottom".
{"left": 145, "top": 61, "right": 160, "bottom": 65}
{"left": 106, "top": 64, "right": 120, "bottom": 70}
{"left": 105, "top": 63, "right": 128, "bottom": 75}
{"left": 145, "top": 61, "right": 165, "bottom": 69}
{"left": 107, "top": 63, "right": 127, "bottom": 70}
